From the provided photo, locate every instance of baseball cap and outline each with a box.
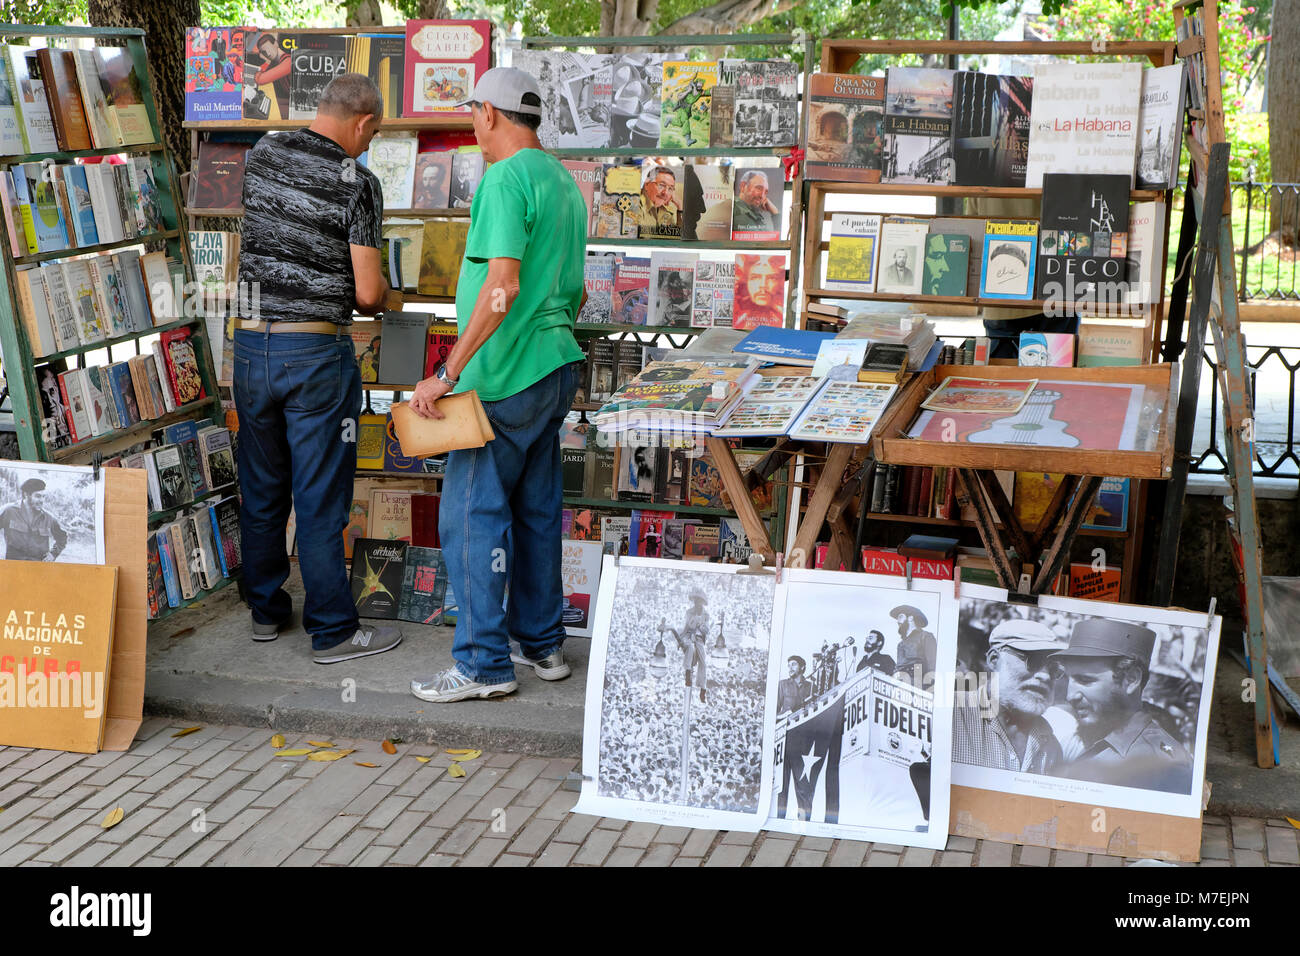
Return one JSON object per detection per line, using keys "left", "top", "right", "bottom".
{"left": 455, "top": 67, "right": 542, "bottom": 115}
{"left": 1051, "top": 618, "right": 1157, "bottom": 662}
{"left": 988, "top": 618, "right": 1066, "bottom": 653}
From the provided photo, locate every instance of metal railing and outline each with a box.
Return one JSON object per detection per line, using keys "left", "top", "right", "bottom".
{"left": 1232, "top": 179, "right": 1300, "bottom": 301}
{"left": 1191, "top": 341, "right": 1300, "bottom": 478}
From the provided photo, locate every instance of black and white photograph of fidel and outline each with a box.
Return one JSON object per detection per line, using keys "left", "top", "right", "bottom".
{"left": 952, "top": 585, "right": 1220, "bottom": 815}
{"left": 0, "top": 459, "right": 105, "bottom": 565}
{"left": 582, "top": 561, "right": 775, "bottom": 827}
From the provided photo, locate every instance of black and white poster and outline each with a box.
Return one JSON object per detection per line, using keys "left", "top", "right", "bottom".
{"left": 0, "top": 459, "right": 105, "bottom": 564}
{"left": 765, "top": 569, "right": 956, "bottom": 848}
{"left": 577, "top": 557, "right": 778, "bottom": 830}
{"left": 951, "top": 582, "right": 1220, "bottom": 818}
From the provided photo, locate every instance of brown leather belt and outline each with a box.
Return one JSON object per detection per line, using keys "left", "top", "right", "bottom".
{"left": 237, "top": 319, "right": 342, "bottom": 335}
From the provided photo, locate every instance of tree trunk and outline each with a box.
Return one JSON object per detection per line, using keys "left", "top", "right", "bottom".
{"left": 657, "top": 0, "right": 799, "bottom": 35}
{"left": 88, "top": 0, "right": 199, "bottom": 170}
{"left": 1267, "top": 0, "right": 1299, "bottom": 244}
{"left": 418, "top": 0, "right": 452, "bottom": 18}
{"left": 603, "top": 0, "right": 661, "bottom": 37}
{"left": 348, "top": 0, "right": 385, "bottom": 27}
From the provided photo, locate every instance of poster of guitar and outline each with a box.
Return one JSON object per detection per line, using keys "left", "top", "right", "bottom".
{"left": 908, "top": 380, "right": 1145, "bottom": 450}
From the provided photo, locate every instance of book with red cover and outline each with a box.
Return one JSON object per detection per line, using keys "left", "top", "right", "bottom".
{"left": 942, "top": 468, "right": 958, "bottom": 520}
{"left": 36, "top": 49, "right": 93, "bottom": 151}
{"left": 903, "top": 466, "right": 921, "bottom": 516}
{"left": 160, "top": 327, "right": 206, "bottom": 405}
{"left": 422, "top": 323, "right": 458, "bottom": 379}
{"left": 402, "top": 19, "right": 491, "bottom": 118}
{"left": 189, "top": 140, "right": 251, "bottom": 210}
{"left": 411, "top": 492, "right": 440, "bottom": 548}
{"left": 56, "top": 370, "right": 82, "bottom": 443}
{"left": 860, "top": 547, "right": 906, "bottom": 576}
{"left": 916, "top": 468, "right": 934, "bottom": 520}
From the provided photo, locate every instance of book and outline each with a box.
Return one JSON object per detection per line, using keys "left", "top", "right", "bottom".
{"left": 979, "top": 219, "right": 1038, "bottom": 300}
{"left": 1122, "top": 200, "right": 1166, "bottom": 307}
{"left": 731, "top": 253, "right": 786, "bottom": 330}
{"left": 732, "top": 326, "right": 835, "bottom": 366}
{"left": 185, "top": 27, "right": 245, "bottom": 122}
{"left": 381, "top": 220, "right": 422, "bottom": 291}
{"left": 730, "top": 166, "right": 781, "bottom": 240}
{"left": 410, "top": 492, "right": 440, "bottom": 547}
{"left": 187, "top": 510, "right": 223, "bottom": 590}
{"left": 561, "top": 443, "right": 587, "bottom": 497}
{"left": 160, "top": 327, "right": 206, "bottom": 405}
{"left": 710, "top": 59, "right": 739, "bottom": 148}
{"left": 7, "top": 45, "right": 58, "bottom": 153}
{"left": 197, "top": 426, "right": 237, "bottom": 489}
{"left": 146, "top": 532, "right": 165, "bottom": 617}
{"left": 788, "top": 378, "right": 897, "bottom": 443}
{"left": 364, "top": 132, "right": 419, "bottom": 208}
{"left": 369, "top": 489, "right": 414, "bottom": 543}
{"left": 593, "top": 163, "right": 640, "bottom": 240}
{"left": 1068, "top": 562, "right": 1122, "bottom": 602}
{"left": 58, "top": 369, "right": 90, "bottom": 442}
{"left": 578, "top": 252, "right": 616, "bottom": 325}
{"left": 804, "top": 72, "right": 887, "bottom": 183}
{"left": 38, "top": 261, "right": 81, "bottom": 351}
{"left": 71, "top": 47, "right": 115, "bottom": 147}
{"left": 152, "top": 444, "right": 192, "bottom": 511}
{"left": 1077, "top": 324, "right": 1145, "bottom": 366}
{"left": 875, "top": 217, "right": 929, "bottom": 295}
{"left": 585, "top": 444, "right": 616, "bottom": 499}
{"left": 423, "top": 322, "right": 458, "bottom": 379}
{"left": 882, "top": 67, "right": 955, "bottom": 185}
{"left": 682, "top": 522, "right": 719, "bottom": 558}
{"left": 560, "top": 539, "right": 603, "bottom": 637}
{"left": 660, "top": 61, "right": 717, "bottom": 149}
{"left": 21, "top": 162, "right": 69, "bottom": 253}
{"left": 416, "top": 219, "right": 468, "bottom": 296}
{"left": 288, "top": 33, "right": 346, "bottom": 120}
{"left": 732, "top": 60, "right": 798, "bottom": 147}
{"left": 601, "top": 515, "right": 632, "bottom": 557}
{"left": 242, "top": 29, "right": 291, "bottom": 122}
{"left": 355, "top": 33, "right": 406, "bottom": 118}
{"left": 1018, "top": 332, "right": 1075, "bottom": 367}
{"left": 691, "top": 259, "right": 734, "bottom": 328}
{"left": 350, "top": 539, "right": 407, "bottom": 619}
{"left": 189, "top": 140, "right": 250, "bottom": 210}
{"left": 636, "top": 160, "right": 684, "bottom": 239}
{"left": 13, "top": 266, "right": 56, "bottom": 356}
{"left": 714, "top": 374, "right": 825, "bottom": 437}
{"left": 922, "top": 376, "right": 1037, "bottom": 415}
{"left": 1024, "top": 62, "right": 1142, "bottom": 188}
{"left": 389, "top": 393, "right": 494, "bottom": 457}
{"left": 81, "top": 161, "right": 125, "bottom": 244}
{"left": 93, "top": 45, "right": 154, "bottom": 145}
{"left": 211, "top": 495, "right": 242, "bottom": 575}
{"left": 105, "top": 361, "right": 141, "bottom": 427}
{"left": 608, "top": 53, "right": 665, "bottom": 148}
{"left": 825, "top": 213, "right": 881, "bottom": 293}
{"left": 36, "top": 48, "right": 92, "bottom": 151}
{"left": 555, "top": 53, "right": 613, "bottom": 149}
{"left": 448, "top": 150, "right": 482, "bottom": 209}
{"left": 398, "top": 546, "right": 449, "bottom": 624}
{"left": 647, "top": 251, "right": 697, "bottom": 328}
{"left": 112, "top": 249, "right": 153, "bottom": 332}
{"left": 921, "top": 233, "right": 970, "bottom": 297}
{"left": 60, "top": 258, "right": 107, "bottom": 346}
{"left": 682, "top": 164, "right": 733, "bottom": 242}
{"left": 1083, "top": 476, "right": 1130, "bottom": 532}
{"left": 610, "top": 255, "right": 650, "bottom": 325}
{"left": 410, "top": 150, "right": 453, "bottom": 209}
{"left": 81, "top": 366, "right": 112, "bottom": 434}
{"left": 0, "top": 49, "right": 26, "bottom": 153}
{"left": 927, "top": 217, "right": 985, "bottom": 296}
{"left": 1137, "top": 64, "right": 1186, "bottom": 190}
{"left": 1036, "top": 172, "right": 1130, "bottom": 302}
{"left": 377, "top": 311, "right": 429, "bottom": 386}
{"left": 402, "top": 19, "right": 491, "bottom": 117}
{"left": 356, "top": 413, "right": 387, "bottom": 469}
{"left": 561, "top": 159, "right": 602, "bottom": 236}
{"left": 950, "top": 72, "right": 1033, "bottom": 188}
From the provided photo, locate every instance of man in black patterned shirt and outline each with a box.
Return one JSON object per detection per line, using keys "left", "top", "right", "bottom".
{"left": 234, "top": 73, "right": 404, "bottom": 665}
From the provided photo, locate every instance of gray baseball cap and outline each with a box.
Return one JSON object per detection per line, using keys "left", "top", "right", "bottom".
{"left": 455, "top": 66, "right": 542, "bottom": 115}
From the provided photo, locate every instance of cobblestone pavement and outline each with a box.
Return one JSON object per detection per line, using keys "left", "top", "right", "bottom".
{"left": 0, "top": 719, "right": 1295, "bottom": 867}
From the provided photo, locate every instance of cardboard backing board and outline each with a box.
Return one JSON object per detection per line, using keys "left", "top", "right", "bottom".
{"left": 103, "top": 467, "right": 147, "bottom": 751}
{"left": 871, "top": 364, "right": 1176, "bottom": 479}
{"left": 950, "top": 784, "right": 1203, "bottom": 861}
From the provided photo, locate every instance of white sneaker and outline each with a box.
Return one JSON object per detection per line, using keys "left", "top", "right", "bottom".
{"left": 410, "top": 666, "right": 518, "bottom": 703}
{"left": 510, "top": 648, "right": 571, "bottom": 681}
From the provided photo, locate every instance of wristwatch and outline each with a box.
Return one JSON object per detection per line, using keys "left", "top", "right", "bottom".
{"left": 435, "top": 363, "right": 458, "bottom": 388}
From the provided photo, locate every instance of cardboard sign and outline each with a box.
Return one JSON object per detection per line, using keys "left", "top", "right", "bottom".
{"left": 0, "top": 560, "right": 118, "bottom": 753}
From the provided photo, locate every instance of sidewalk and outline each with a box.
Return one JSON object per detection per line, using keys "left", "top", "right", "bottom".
{"left": 144, "top": 567, "right": 1300, "bottom": 819}
{"left": 1, "top": 718, "right": 1295, "bottom": 867}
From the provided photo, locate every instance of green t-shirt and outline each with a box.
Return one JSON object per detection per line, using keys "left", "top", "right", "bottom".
{"left": 454, "top": 148, "right": 587, "bottom": 401}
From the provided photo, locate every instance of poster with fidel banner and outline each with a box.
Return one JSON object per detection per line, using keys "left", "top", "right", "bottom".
{"left": 765, "top": 569, "right": 958, "bottom": 849}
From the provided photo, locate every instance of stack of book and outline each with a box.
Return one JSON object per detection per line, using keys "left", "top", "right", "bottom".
{"left": 349, "top": 539, "right": 450, "bottom": 625}
{"left": 590, "top": 356, "right": 760, "bottom": 434}
{"left": 148, "top": 494, "right": 242, "bottom": 618}
{"left": 124, "top": 423, "right": 235, "bottom": 513}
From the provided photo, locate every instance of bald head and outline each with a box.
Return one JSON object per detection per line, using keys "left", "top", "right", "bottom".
{"left": 317, "top": 73, "right": 383, "bottom": 120}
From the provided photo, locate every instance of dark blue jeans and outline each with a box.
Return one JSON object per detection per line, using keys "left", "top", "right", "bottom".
{"left": 233, "top": 329, "right": 361, "bottom": 650}
{"left": 441, "top": 361, "right": 583, "bottom": 683}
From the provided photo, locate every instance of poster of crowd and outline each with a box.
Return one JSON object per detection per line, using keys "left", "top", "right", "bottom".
{"left": 0, "top": 460, "right": 105, "bottom": 565}
{"left": 765, "top": 570, "right": 957, "bottom": 848}
{"left": 576, "top": 557, "right": 779, "bottom": 830}
{"left": 951, "top": 582, "right": 1221, "bottom": 819}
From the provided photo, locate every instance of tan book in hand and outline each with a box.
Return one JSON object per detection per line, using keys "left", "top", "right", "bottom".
{"left": 390, "top": 391, "right": 495, "bottom": 457}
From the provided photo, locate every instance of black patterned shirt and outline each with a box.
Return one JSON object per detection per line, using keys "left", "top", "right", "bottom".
{"left": 236, "top": 128, "right": 383, "bottom": 325}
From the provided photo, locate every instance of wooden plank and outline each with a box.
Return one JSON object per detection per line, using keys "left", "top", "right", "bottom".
{"left": 819, "top": 39, "right": 1173, "bottom": 56}
{"left": 954, "top": 468, "right": 1018, "bottom": 589}
{"left": 977, "top": 469, "right": 1034, "bottom": 564}
{"left": 705, "top": 436, "right": 776, "bottom": 561}
{"left": 801, "top": 182, "right": 1163, "bottom": 201}
{"left": 1033, "top": 476, "right": 1103, "bottom": 594}
{"left": 183, "top": 115, "right": 473, "bottom": 131}
{"left": 1176, "top": 35, "right": 1206, "bottom": 57}
{"left": 804, "top": 287, "right": 1145, "bottom": 314}
{"left": 1029, "top": 473, "right": 1080, "bottom": 553}
{"left": 790, "top": 442, "right": 855, "bottom": 565}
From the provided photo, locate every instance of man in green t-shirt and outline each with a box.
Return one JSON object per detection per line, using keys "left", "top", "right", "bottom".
{"left": 406, "top": 68, "right": 588, "bottom": 704}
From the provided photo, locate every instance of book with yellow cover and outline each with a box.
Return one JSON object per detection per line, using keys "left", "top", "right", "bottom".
{"left": 416, "top": 220, "right": 468, "bottom": 297}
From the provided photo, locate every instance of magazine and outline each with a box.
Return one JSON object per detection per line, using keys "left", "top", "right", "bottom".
{"left": 920, "top": 376, "right": 1037, "bottom": 415}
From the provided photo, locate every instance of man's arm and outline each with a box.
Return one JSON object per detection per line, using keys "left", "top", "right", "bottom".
{"left": 350, "top": 245, "right": 403, "bottom": 315}
{"left": 407, "top": 256, "right": 521, "bottom": 418}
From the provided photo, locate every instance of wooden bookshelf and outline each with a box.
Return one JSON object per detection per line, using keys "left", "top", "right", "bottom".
{"left": 50, "top": 398, "right": 219, "bottom": 463}
{"left": 36, "top": 317, "right": 201, "bottom": 364}
{"left": 0, "top": 141, "right": 165, "bottom": 165}
{"left": 183, "top": 115, "right": 474, "bottom": 132}
{"left": 14, "top": 229, "right": 181, "bottom": 266}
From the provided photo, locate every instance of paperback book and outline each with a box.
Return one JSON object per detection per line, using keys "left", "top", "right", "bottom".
{"left": 691, "top": 259, "right": 734, "bottom": 328}
{"left": 682, "top": 164, "right": 733, "bottom": 242}
{"left": 660, "top": 61, "right": 717, "bottom": 149}
{"left": 732, "top": 253, "right": 786, "bottom": 330}
{"left": 979, "top": 219, "right": 1039, "bottom": 301}
{"left": 882, "top": 67, "right": 955, "bottom": 185}
{"left": 876, "top": 218, "right": 929, "bottom": 296}
{"left": 825, "top": 213, "right": 881, "bottom": 293}
{"left": 610, "top": 255, "right": 650, "bottom": 325}
{"left": 647, "top": 251, "right": 697, "bottom": 328}
{"left": 1036, "top": 172, "right": 1130, "bottom": 302}
{"left": 1024, "top": 62, "right": 1142, "bottom": 188}
{"left": 804, "top": 73, "right": 886, "bottom": 183}
{"left": 950, "top": 73, "right": 1033, "bottom": 188}
{"left": 608, "top": 53, "right": 665, "bottom": 148}
{"left": 732, "top": 60, "right": 798, "bottom": 147}
{"left": 921, "top": 233, "right": 970, "bottom": 297}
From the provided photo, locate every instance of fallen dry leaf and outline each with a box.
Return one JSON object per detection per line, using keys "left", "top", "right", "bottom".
{"left": 444, "top": 749, "right": 482, "bottom": 761}
{"left": 355, "top": 762, "right": 380, "bottom": 768}
{"left": 171, "top": 726, "right": 202, "bottom": 738}
{"left": 381, "top": 739, "right": 397, "bottom": 755}
{"left": 270, "top": 734, "right": 286, "bottom": 749}
{"left": 308, "top": 750, "right": 347, "bottom": 762}
{"left": 447, "top": 763, "right": 466, "bottom": 779}
{"left": 1288, "top": 817, "right": 1300, "bottom": 830}
{"left": 415, "top": 756, "right": 431, "bottom": 764}
{"left": 101, "top": 807, "right": 124, "bottom": 829}
{"left": 274, "top": 748, "right": 314, "bottom": 757}
{"left": 307, "top": 740, "right": 334, "bottom": 748}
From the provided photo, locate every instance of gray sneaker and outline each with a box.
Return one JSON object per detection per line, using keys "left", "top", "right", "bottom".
{"left": 312, "top": 625, "right": 402, "bottom": 664}
{"left": 251, "top": 613, "right": 290, "bottom": 642}
{"left": 410, "top": 666, "right": 517, "bottom": 702}
{"left": 510, "top": 648, "right": 571, "bottom": 681}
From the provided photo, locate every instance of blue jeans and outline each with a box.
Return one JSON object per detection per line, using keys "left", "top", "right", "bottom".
{"left": 233, "top": 330, "right": 361, "bottom": 650}
{"left": 441, "top": 362, "right": 583, "bottom": 683}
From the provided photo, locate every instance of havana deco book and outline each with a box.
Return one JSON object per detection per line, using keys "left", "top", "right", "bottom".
{"left": 825, "top": 213, "right": 881, "bottom": 293}
{"left": 1036, "top": 173, "right": 1130, "bottom": 301}
{"left": 1023, "top": 62, "right": 1142, "bottom": 189}
{"left": 882, "top": 67, "right": 955, "bottom": 185}
{"left": 660, "top": 61, "right": 717, "bottom": 149}
{"left": 1123, "top": 200, "right": 1166, "bottom": 307}
{"left": 979, "top": 219, "right": 1038, "bottom": 301}
{"left": 950, "top": 72, "right": 1032, "bottom": 188}
{"left": 402, "top": 19, "right": 491, "bottom": 117}
{"left": 804, "top": 73, "right": 886, "bottom": 183}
